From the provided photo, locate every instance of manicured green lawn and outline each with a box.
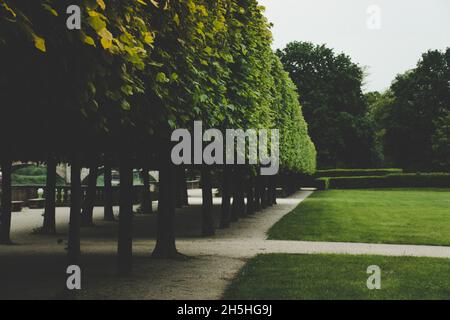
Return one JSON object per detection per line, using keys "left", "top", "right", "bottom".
{"left": 268, "top": 189, "right": 450, "bottom": 246}
{"left": 224, "top": 254, "right": 450, "bottom": 300}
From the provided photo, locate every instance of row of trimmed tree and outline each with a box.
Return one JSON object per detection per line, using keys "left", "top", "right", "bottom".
{"left": 0, "top": 0, "right": 316, "bottom": 275}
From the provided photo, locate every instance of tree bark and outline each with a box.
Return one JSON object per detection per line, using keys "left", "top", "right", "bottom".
{"left": 68, "top": 158, "right": 81, "bottom": 265}
{"left": 246, "top": 173, "right": 255, "bottom": 215}
{"left": 294, "top": 174, "right": 300, "bottom": 193}
{"left": 117, "top": 157, "right": 133, "bottom": 276}
{"left": 286, "top": 174, "right": 293, "bottom": 195}
{"left": 103, "top": 161, "right": 115, "bottom": 221}
{"left": 231, "top": 167, "right": 246, "bottom": 219}
{"left": 266, "top": 176, "right": 273, "bottom": 207}
{"left": 0, "top": 158, "right": 12, "bottom": 244}
{"left": 220, "top": 167, "right": 231, "bottom": 228}
{"left": 282, "top": 173, "right": 290, "bottom": 196}
{"left": 283, "top": 173, "right": 296, "bottom": 196}
{"left": 81, "top": 164, "right": 98, "bottom": 227}
{"left": 181, "top": 169, "right": 189, "bottom": 206}
{"left": 230, "top": 169, "right": 240, "bottom": 222}
{"left": 270, "top": 175, "right": 277, "bottom": 205}
{"left": 175, "top": 168, "right": 183, "bottom": 208}
{"left": 152, "top": 161, "right": 178, "bottom": 258}
{"left": 42, "top": 155, "right": 57, "bottom": 234}
{"left": 254, "top": 173, "right": 262, "bottom": 212}
{"left": 201, "top": 168, "right": 215, "bottom": 236}
{"left": 260, "top": 175, "right": 268, "bottom": 209}
{"left": 141, "top": 166, "right": 153, "bottom": 214}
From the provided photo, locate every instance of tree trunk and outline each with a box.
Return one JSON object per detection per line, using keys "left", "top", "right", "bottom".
{"left": 282, "top": 173, "right": 290, "bottom": 196}
{"left": 42, "top": 155, "right": 57, "bottom": 234}
{"left": 294, "top": 174, "right": 300, "bottom": 193}
{"left": 270, "top": 175, "right": 277, "bottom": 205}
{"left": 152, "top": 161, "right": 178, "bottom": 258}
{"left": 284, "top": 173, "right": 296, "bottom": 196}
{"left": 175, "top": 168, "right": 183, "bottom": 208}
{"left": 254, "top": 173, "right": 262, "bottom": 212}
{"left": 232, "top": 167, "right": 246, "bottom": 219}
{"left": 141, "top": 166, "right": 153, "bottom": 214}
{"left": 220, "top": 167, "right": 231, "bottom": 228}
{"left": 260, "top": 175, "right": 268, "bottom": 209}
{"left": 287, "top": 174, "right": 293, "bottom": 195}
{"left": 181, "top": 169, "right": 189, "bottom": 206}
{"left": 81, "top": 164, "right": 98, "bottom": 227}
{"left": 230, "top": 169, "right": 240, "bottom": 222}
{"left": 201, "top": 168, "right": 215, "bottom": 236}
{"left": 246, "top": 173, "right": 255, "bottom": 215}
{"left": 0, "top": 158, "right": 12, "bottom": 244}
{"left": 103, "top": 161, "right": 115, "bottom": 221}
{"left": 176, "top": 168, "right": 188, "bottom": 207}
{"left": 266, "top": 176, "right": 273, "bottom": 207}
{"left": 117, "top": 158, "right": 133, "bottom": 276}
{"left": 68, "top": 159, "right": 81, "bottom": 265}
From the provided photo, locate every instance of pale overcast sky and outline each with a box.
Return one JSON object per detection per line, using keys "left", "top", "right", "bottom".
{"left": 258, "top": 0, "right": 450, "bottom": 92}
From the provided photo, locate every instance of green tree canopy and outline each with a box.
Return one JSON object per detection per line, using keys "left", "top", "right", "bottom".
{"left": 0, "top": 0, "right": 316, "bottom": 174}
{"left": 276, "top": 41, "right": 375, "bottom": 169}
{"left": 375, "top": 48, "right": 450, "bottom": 171}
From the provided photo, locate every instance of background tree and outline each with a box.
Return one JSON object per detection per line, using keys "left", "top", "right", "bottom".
{"left": 375, "top": 48, "right": 450, "bottom": 171}
{"left": 364, "top": 91, "right": 394, "bottom": 167}
{"left": 432, "top": 111, "right": 450, "bottom": 171}
{"left": 277, "top": 41, "right": 375, "bottom": 169}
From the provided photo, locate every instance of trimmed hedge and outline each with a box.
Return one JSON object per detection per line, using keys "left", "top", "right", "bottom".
{"left": 315, "top": 168, "right": 403, "bottom": 178}
{"left": 317, "top": 173, "right": 450, "bottom": 189}
{"left": 12, "top": 165, "right": 65, "bottom": 186}
{"left": 386, "top": 173, "right": 450, "bottom": 188}
{"left": 312, "top": 177, "right": 330, "bottom": 190}
{"left": 0, "top": 0, "right": 316, "bottom": 175}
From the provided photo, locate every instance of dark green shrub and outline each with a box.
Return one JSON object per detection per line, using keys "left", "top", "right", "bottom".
{"left": 328, "top": 176, "right": 387, "bottom": 189}
{"left": 325, "top": 173, "right": 450, "bottom": 189}
{"left": 386, "top": 173, "right": 450, "bottom": 188}
{"left": 312, "top": 177, "right": 330, "bottom": 190}
{"left": 11, "top": 165, "right": 66, "bottom": 186}
{"left": 13, "top": 165, "right": 47, "bottom": 176}
{"left": 315, "top": 168, "right": 403, "bottom": 178}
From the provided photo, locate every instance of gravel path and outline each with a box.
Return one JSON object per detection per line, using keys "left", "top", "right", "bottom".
{"left": 196, "top": 239, "right": 450, "bottom": 259}
{"left": 1, "top": 189, "right": 449, "bottom": 300}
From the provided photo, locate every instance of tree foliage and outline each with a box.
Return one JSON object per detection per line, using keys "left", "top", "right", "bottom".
{"left": 277, "top": 41, "right": 375, "bottom": 169}
{"left": 371, "top": 48, "right": 450, "bottom": 171}
{"left": 432, "top": 111, "right": 450, "bottom": 170}
{"left": 0, "top": 0, "right": 316, "bottom": 174}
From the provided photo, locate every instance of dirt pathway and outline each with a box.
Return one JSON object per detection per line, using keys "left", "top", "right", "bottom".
{"left": 0, "top": 190, "right": 310, "bottom": 299}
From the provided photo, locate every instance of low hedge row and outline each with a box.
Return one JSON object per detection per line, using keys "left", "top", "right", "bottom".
{"left": 314, "top": 173, "right": 450, "bottom": 190}
{"left": 312, "top": 178, "right": 330, "bottom": 190}
{"left": 315, "top": 168, "right": 403, "bottom": 178}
